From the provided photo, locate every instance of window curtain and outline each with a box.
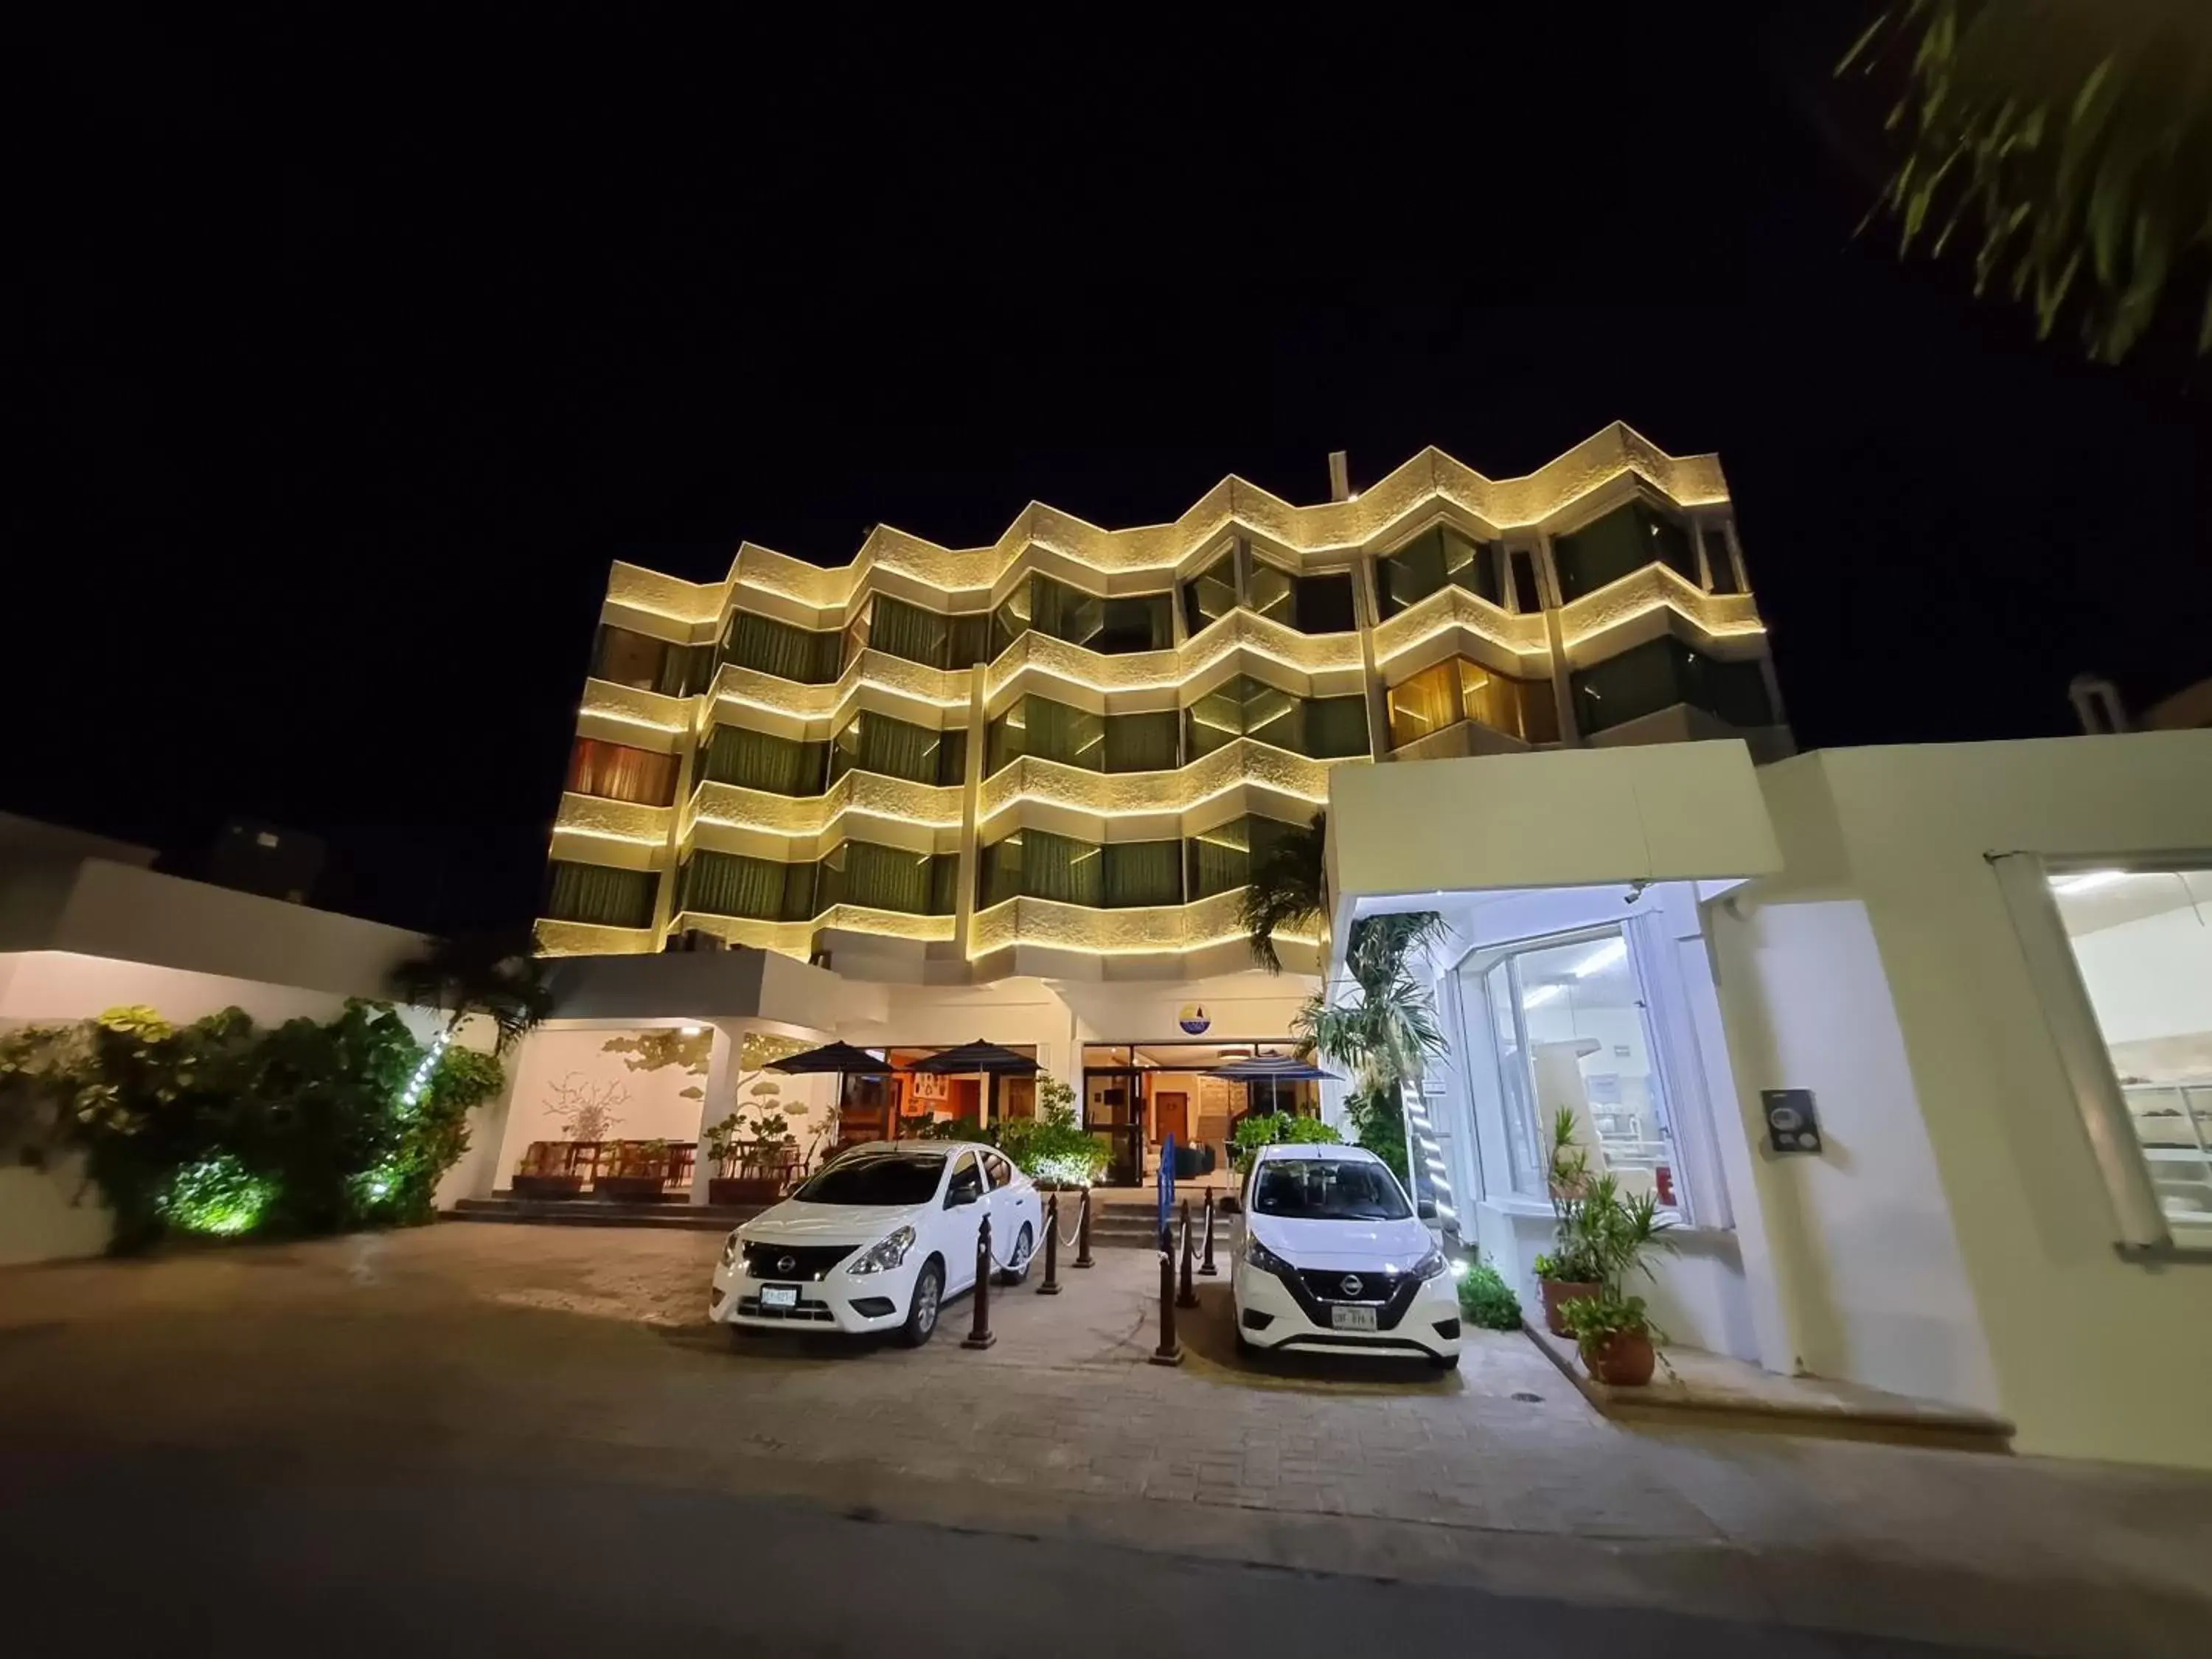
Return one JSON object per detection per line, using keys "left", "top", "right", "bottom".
{"left": 703, "top": 725, "right": 827, "bottom": 795}
{"left": 840, "top": 840, "right": 938, "bottom": 914}
{"left": 1185, "top": 821, "right": 1251, "bottom": 900}
{"left": 1570, "top": 637, "right": 1682, "bottom": 733}
{"left": 1022, "top": 829, "right": 1103, "bottom": 906}
{"left": 936, "top": 726, "right": 969, "bottom": 787}
{"left": 681, "top": 849, "right": 797, "bottom": 920}
{"left": 655, "top": 641, "right": 712, "bottom": 698}
{"left": 869, "top": 594, "right": 950, "bottom": 669}
{"left": 545, "top": 862, "right": 658, "bottom": 929}
{"left": 978, "top": 834, "right": 1023, "bottom": 908}
{"left": 1103, "top": 710, "right": 1178, "bottom": 773}
{"left": 1553, "top": 503, "right": 1695, "bottom": 604}
{"left": 1387, "top": 658, "right": 1463, "bottom": 748}
{"left": 985, "top": 707, "right": 1024, "bottom": 775}
{"left": 831, "top": 710, "right": 947, "bottom": 785}
{"left": 1023, "top": 695, "right": 1105, "bottom": 769}
{"left": 1103, "top": 841, "right": 1183, "bottom": 908}
{"left": 991, "top": 586, "right": 1032, "bottom": 658}
{"left": 1094, "top": 593, "right": 1172, "bottom": 654}
{"left": 723, "top": 610, "right": 841, "bottom": 684}
{"left": 1031, "top": 574, "right": 1102, "bottom": 648}
{"left": 947, "top": 611, "right": 992, "bottom": 668}
{"left": 567, "top": 739, "right": 678, "bottom": 805}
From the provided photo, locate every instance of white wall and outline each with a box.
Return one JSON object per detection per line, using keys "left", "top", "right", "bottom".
{"left": 1718, "top": 735, "right": 2212, "bottom": 1468}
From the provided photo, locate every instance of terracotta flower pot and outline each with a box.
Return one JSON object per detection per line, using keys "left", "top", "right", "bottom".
{"left": 1582, "top": 1328, "right": 1656, "bottom": 1387}
{"left": 1538, "top": 1277, "right": 1601, "bottom": 1337}
{"left": 709, "top": 1177, "right": 782, "bottom": 1206}
{"left": 592, "top": 1175, "right": 667, "bottom": 1203}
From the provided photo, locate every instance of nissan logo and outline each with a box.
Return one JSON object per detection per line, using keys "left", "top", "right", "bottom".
{"left": 1339, "top": 1274, "right": 1364, "bottom": 1298}
{"left": 776, "top": 1254, "right": 798, "bottom": 1277}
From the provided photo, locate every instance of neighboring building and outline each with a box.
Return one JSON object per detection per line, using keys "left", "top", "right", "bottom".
{"left": 2069, "top": 670, "right": 2212, "bottom": 734}
{"left": 206, "top": 816, "right": 327, "bottom": 905}
{"left": 538, "top": 423, "right": 1788, "bottom": 981}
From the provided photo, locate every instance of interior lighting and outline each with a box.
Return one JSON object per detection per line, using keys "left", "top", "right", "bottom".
{"left": 680, "top": 1024, "right": 704, "bottom": 1036}
{"left": 1523, "top": 984, "right": 1564, "bottom": 1008}
{"left": 1572, "top": 939, "right": 1627, "bottom": 977}
{"left": 2051, "top": 870, "right": 2127, "bottom": 895}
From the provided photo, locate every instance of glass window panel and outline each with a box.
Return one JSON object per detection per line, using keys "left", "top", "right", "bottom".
{"left": 1553, "top": 502, "right": 1697, "bottom": 604}
{"left": 2052, "top": 868, "right": 2212, "bottom": 1231}
{"left": 1702, "top": 526, "right": 1742, "bottom": 594}
{"left": 947, "top": 611, "right": 992, "bottom": 668}
{"left": 828, "top": 709, "right": 950, "bottom": 785}
{"left": 680, "top": 849, "right": 799, "bottom": 920}
{"left": 592, "top": 626, "right": 671, "bottom": 692}
{"left": 1295, "top": 571, "right": 1357, "bottom": 634}
{"left": 1023, "top": 695, "right": 1106, "bottom": 770}
{"left": 1486, "top": 961, "right": 1545, "bottom": 1197}
{"left": 979, "top": 827, "right": 1102, "bottom": 907}
{"left": 544, "top": 862, "right": 658, "bottom": 929}
{"left": 838, "top": 840, "right": 941, "bottom": 914}
{"left": 867, "top": 594, "right": 950, "bottom": 669}
{"left": 1303, "top": 695, "right": 1371, "bottom": 759}
{"left": 1185, "top": 818, "right": 1251, "bottom": 900}
{"left": 1387, "top": 659, "right": 1461, "bottom": 748}
{"left": 1571, "top": 637, "right": 1686, "bottom": 733}
{"left": 1183, "top": 680, "right": 1247, "bottom": 761}
{"left": 1459, "top": 661, "right": 1560, "bottom": 745}
{"left": 1182, "top": 551, "right": 1238, "bottom": 636}
{"left": 1102, "top": 841, "right": 1183, "bottom": 908}
{"left": 1250, "top": 560, "right": 1295, "bottom": 628}
{"left": 1498, "top": 930, "right": 1681, "bottom": 1216}
{"left": 566, "top": 739, "right": 678, "bottom": 806}
{"left": 1679, "top": 648, "right": 1775, "bottom": 728}
{"left": 1104, "top": 709, "right": 1179, "bottom": 773}
{"left": 985, "top": 704, "right": 1025, "bottom": 775}
{"left": 701, "top": 725, "right": 827, "bottom": 796}
{"left": 990, "top": 585, "right": 1032, "bottom": 658}
{"left": 1509, "top": 549, "right": 1544, "bottom": 613}
{"left": 1094, "top": 593, "right": 1172, "bottom": 654}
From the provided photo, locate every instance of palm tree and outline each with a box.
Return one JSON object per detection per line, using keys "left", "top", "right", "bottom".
{"left": 1239, "top": 810, "right": 1328, "bottom": 973}
{"left": 1840, "top": 1, "right": 2212, "bottom": 361}
{"left": 389, "top": 931, "right": 554, "bottom": 1055}
{"left": 1293, "top": 911, "right": 1450, "bottom": 1184}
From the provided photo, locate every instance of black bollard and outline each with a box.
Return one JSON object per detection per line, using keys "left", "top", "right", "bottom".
{"left": 1149, "top": 1222, "right": 1183, "bottom": 1366}
{"left": 1072, "top": 1188, "right": 1095, "bottom": 1269}
{"left": 963, "top": 1214, "right": 997, "bottom": 1349}
{"left": 1198, "top": 1189, "right": 1218, "bottom": 1276}
{"left": 1037, "top": 1193, "right": 1062, "bottom": 1295}
{"left": 1177, "top": 1200, "right": 1199, "bottom": 1310}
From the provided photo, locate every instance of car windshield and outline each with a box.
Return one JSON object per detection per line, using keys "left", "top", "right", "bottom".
{"left": 790, "top": 1152, "right": 945, "bottom": 1206}
{"left": 1252, "top": 1158, "right": 1413, "bottom": 1222}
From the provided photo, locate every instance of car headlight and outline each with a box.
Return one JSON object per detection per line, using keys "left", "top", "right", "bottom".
{"left": 1245, "top": 1236, "right": 1293, "bottom": 1273}
{"left": 718, "top": 1230, "right": 742, "bottom": 1268}
{"left": 1411, "top": 1248, "right": 1449, "bottom": 1281}
{"left": 846, "top": 1225, "right": 917, "bottom": 1276}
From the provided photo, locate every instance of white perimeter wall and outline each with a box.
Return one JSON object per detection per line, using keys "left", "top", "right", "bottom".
{"left": 1711, "top": 735, "right": 2212, "bottom": 1467}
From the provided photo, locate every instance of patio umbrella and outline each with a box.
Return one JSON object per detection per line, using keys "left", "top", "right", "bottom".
{"left": 909, "top": 1040, "right": 1039, "bottom": 1138}
{"left": 769, "top": 1040, "right": 897, "bottom": 1147}
{"left": 1203, "top": 1051, "right": 1340, "bottom": 1117}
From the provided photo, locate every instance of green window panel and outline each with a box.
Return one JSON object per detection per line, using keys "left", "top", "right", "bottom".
{"left": 722, "top": 610, "right": 843, "bottom": 685}
{"left": 818, "top": 840, "right": 949, "bottom": 916}
{"left": 978, "top": 827, "right": 1102, "bottom": 908}
{"left": 1184, "top": 814, "right": 1303, "bottom": 901}
{"left": 1021, "top": 695, "right": 1107, "bottom": 769}
{"left": 1185, "top": 674, "right": 1306, "bottom": 761}
{"left": 1181, "top": 550, "right": 1237, "bottom": 637}
{"left": 592, "top": 627, "right": 715, "bottom": 697}
{"left": 1571, "top": 637, "right": 1775, "bottom": 733}
{"left": 1377, "top": 525, "right": 1503, "bottom": 619}
{"left": 680, "top": 850, "right": 800, "bottom": 921}
{"left": 1303, "top": 695, "right": 1371, "bottom": 759}
{"left": 1103, "top": 709, "right": 1180, "bottom": 772}
{"left": 828, "top": 709, "right": 962, "bottom": 787}
{"left": 1551, "top": 501, "right": 1698, "bottom": 605}
{"left": 701, "top": 725, "right": 829, "bottom": 796}
{"left": 1102, "top": 841, "right": 1183, "bottom": 908}
{"left": 544, "top": 861, "right": 658, "bottom": 930}
{"left": 1253, "top": 563, "right": 1359, "bottom": 635}
{"left": 985, "top": 703, "right": 1025, "bottom": 775}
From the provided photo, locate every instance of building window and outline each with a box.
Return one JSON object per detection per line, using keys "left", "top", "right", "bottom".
{"left": 1304, "top": 695, "right": 1371, "bottom": 759}
{"left": 592, "top": 626, "right": 713, "bottom": 697}
{"left": 2050, "top": 867, "right": 2212, "bottom": 1235}
{"left": 1701, "top": 525, "right": 1743, "bottom": 594}
{"left": 1551, "top": 501, "right": 1698, "bottom": 604}
{"left": 1472, "top": 927, "right": 1686, "bottom": 1216}
{"left": 566, "top": 738, "right": 679, "bottom": 807}
{"left": 680, "top": 849, "right": 815, "bottom": 922}
{"left": 1386, "top": 658, "right": 1557, "bottom": 749}
{"left": 860, "top": 594, "right": 992, "bottom": 670}
{"left": 1103, "top": 709, "right": 1180, "bottom": 772}
{"left": 1251, "top": 562, "right": 1358, "bottom": 634}
{"left": 978, "top": 827, "right": 1102, "bottom": 908}
{"left": 827, "top": 710, "right": 964, "bottom": 787}
{"left": 1103, "top": 841, "right": 1184, "bottom": 908}
{"left": 1184, "top": 814, "right": 1301, "bottom": 900}
{"left": 721, "top": 610, "right": 843, "bottom": 685}
{"left": 1571, "top": 636, "right": 1773, "bottom": 734}
{"left": 544, "top": 861, "right": 658, "bottom": 929}
{"left": 1185, "top": 674, "right": 1304, "bottom": 760}
{"left": 817, "top": 841, "right": 954, "bottom": 915}
{"left": 1181, "top": 550, "right": 1237, "bottom": 636}
{"left": 1026, "top": 574, "right": 1173, "bottom": 655}
{"left": 700, "top": 724, "right": 829, "bottom": 796}
{"left": 1376, "top": 525, "right": 1505, "bottom": 619}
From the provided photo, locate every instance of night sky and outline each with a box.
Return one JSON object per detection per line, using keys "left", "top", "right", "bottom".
{"left": 14, "top": 4, "right": 2211, "bottom": 936}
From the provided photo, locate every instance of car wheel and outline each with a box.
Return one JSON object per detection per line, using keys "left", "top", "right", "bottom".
{"left": 997, "top": 1222, "right": 1034, "bottom": 1285}
{"left": 899, "top": 1259, "right": 945, "bottom": 1348}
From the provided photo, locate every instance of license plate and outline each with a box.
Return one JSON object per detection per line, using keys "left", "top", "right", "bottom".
{"left": 760, "top": 1284, "right": 799, "bottom": 1310}
{"left": 1330, "top": 1304, "right": 1377, "bottom": 1332}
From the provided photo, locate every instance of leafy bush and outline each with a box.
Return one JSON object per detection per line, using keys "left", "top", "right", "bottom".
{"left": 999, "top": 1078, "right": 1105, "bottom": 1186}
{"left": 0, "top": 1000, "right": 504, "bottom": 1252}
{"left": 1458, "top": 1261, "right": 1523, "bottom": 1332}
{"left": 1231, "top": 1110, "right": 1342, "bottom": 1172}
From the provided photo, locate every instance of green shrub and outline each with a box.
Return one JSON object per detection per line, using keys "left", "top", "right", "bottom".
{"left": 999, "top": 1078, "right": 1106, "bottom": 1185}
{"left": 1458, "top": 1261, "right": 1523, "bottom": 1332}
{"left": 1231, "top": 1110, "right": 1342, "bottom": 1172}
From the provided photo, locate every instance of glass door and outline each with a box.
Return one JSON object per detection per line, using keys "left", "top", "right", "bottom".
{"left": 1084, "top": 1063, "right": 1149, "bottom": 1186}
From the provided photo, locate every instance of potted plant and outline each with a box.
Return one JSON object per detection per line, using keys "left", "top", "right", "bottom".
{"left": 705, "top": 1112, "right": 782, "bottom": 1206}
{"left": 595, "top": 1138, "right": 671, "bottom": 1202}
{"left": 511, "top": 1141, "right": 584, "bottom": 1200}
{"left": 1559, "top": 1288, "right": 1663, "bottom": 1386}
{"left": 1534, "top": 1109, "right": 1604, "bottom": 1335}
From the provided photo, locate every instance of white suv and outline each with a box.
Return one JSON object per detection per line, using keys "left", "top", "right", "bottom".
{"left": 1233, "top": 1143, "right": 1461, "bottom": 1368}
{"left": 710, "top": 1141, "right": 1041, "bottom": 1346}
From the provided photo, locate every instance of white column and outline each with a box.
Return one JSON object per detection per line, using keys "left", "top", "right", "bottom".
{"left": 690, "top": 1022, "right": 742, "bottom": 1205}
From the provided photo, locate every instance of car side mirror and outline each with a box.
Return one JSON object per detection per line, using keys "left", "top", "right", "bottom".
{"left": 947, "top": 1185, "right": 981, "bottom": 1208}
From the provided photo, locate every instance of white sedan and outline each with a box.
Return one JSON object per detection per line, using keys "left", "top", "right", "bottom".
{"left": 1233, "top": 1142, "right": 1461, "bottom": 1368}
{"left": 710, "top": 1141, "right": 1043, "bottom": 1346}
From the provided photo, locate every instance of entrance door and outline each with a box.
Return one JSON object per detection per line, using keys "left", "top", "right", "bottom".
{"left": 1155, "top": 1091, "right": 1189, "bottom": 1151}
{"left": 1085, "top": 1068, "right": 1147, "bottom": 1186}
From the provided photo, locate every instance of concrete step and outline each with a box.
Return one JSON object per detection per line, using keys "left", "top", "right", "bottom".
{"left": 446, "top": 1197, "right": 764, "bottom": 1232}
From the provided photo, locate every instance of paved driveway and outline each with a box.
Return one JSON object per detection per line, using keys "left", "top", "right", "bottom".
{"left": 1, "top": 1224, "right": 2208, "bottom": 1655}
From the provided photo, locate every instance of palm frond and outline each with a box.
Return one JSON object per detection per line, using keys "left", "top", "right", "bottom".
{"left": 1239, "top": 810, "right": 1328, "bottom": 973}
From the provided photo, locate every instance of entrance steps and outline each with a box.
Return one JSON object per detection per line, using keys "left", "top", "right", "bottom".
{"left": 447, "top": 1196, "right": 764, "bottom": 1232}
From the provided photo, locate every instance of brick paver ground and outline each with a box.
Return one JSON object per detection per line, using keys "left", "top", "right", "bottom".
{"left": 3, "top": 1223, "right": 2208, "bottom": 1655}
